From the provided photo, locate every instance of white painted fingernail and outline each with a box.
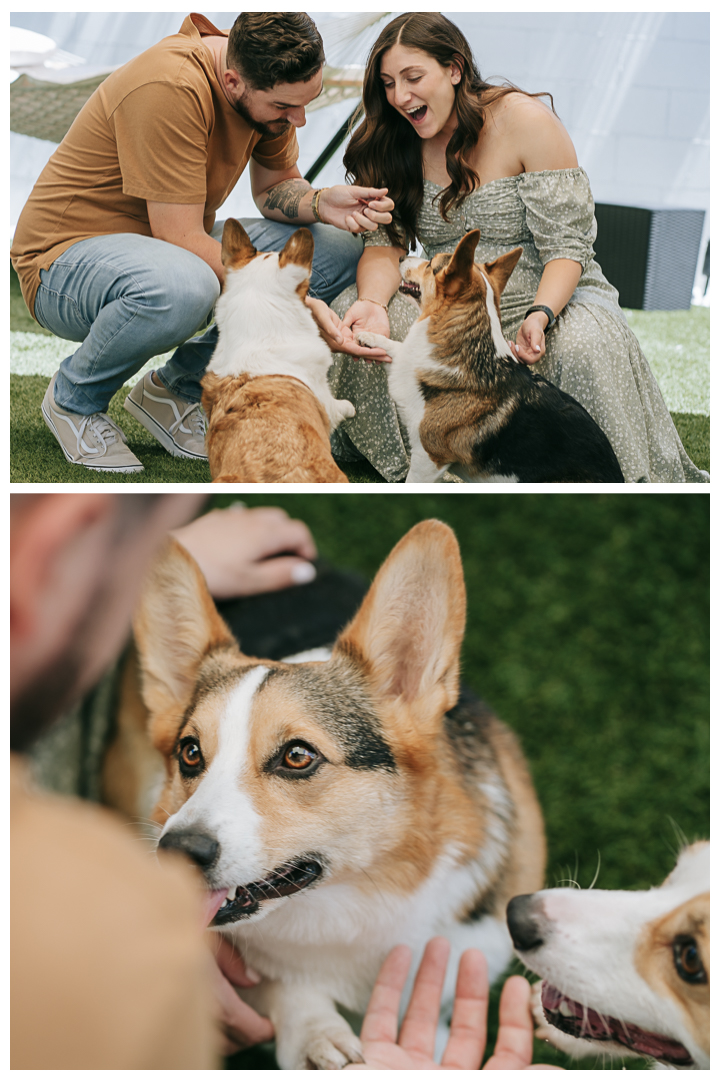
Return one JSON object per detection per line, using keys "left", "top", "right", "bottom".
{"left": 245, "top": 965, "right": 262, "bottom": 984}
{"left": 292, "top": 562, "right": 317, "bottom": 585}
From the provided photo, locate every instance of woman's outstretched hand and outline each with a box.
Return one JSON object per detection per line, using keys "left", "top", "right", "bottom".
{"left": 346, "top": 937, "right": 563, "bottom": 1070}
{"left": 339, "top": 300, "right": 393, "bottom": 362}
{"left": 511, "top": 312, "right": 548, "bottom": 364}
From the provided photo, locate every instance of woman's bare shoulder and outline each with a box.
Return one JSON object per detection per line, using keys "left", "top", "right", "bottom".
{"left": 485, "top": 89, "right": 555, "bottom": 126}
{"left": 487, "top": 90, "right": 577, "bottom": 171}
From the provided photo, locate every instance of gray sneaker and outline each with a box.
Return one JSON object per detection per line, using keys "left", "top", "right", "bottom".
{"left": 124, "top": 371, "right": 207, "bottom": 460}
{"left": 41, "top": 374, "right": 143, "bottom": 473}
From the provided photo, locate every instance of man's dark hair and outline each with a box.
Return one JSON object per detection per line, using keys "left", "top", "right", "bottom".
{"left": 227, "top": 12, "right": 324, "bottom": 91}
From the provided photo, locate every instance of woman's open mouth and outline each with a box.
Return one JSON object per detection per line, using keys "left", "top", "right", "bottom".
{"left": 209, "top": 859, "right": 323, "bottom": 926}
{"left": 540, "top": 982, "right": 694, "bottom": 1066}
{"left": 406, "top": 105, "right": 427, "bottom": 124}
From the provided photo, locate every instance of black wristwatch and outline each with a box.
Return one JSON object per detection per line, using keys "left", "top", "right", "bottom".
{"left": 524, "top": 304, "right": 555, "bottom": 330}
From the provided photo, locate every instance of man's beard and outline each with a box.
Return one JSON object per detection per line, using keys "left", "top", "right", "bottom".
{"left": 231, "top": 88, "right": 291, "bottom": 137}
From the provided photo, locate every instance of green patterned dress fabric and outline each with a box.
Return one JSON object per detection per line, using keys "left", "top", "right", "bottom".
{"left": 329, "top": 168, "right": 708, "bottom": 484}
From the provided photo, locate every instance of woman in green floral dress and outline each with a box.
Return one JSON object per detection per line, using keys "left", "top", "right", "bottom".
{"left": 327, "top": 12, "right": 708, "bottom": 484}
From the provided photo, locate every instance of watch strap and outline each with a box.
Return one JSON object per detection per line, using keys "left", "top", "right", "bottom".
{"left": 525, "top": 304, "right": 555, "bottom": 329}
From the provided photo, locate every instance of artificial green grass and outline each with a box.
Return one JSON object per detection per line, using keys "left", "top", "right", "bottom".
{"left": 213, "top": 493, "right": 708, "bottom": 1070}
{"left": 11, "top": 373, "right": 709, "bottom": 481}
{"left": 624, "top": 307, "right": 709, "bottom": 415}
{"left": 10, "top": 262, "right": 52, "bottom": 335}
{"left": 10, "top": 375, "right": 212, "bottom": 483}
{"left": 9, "top": 262, "right": 710, "bottom": 479}
{"left": 671, "top": 412, "right": 710, "bottom": 474}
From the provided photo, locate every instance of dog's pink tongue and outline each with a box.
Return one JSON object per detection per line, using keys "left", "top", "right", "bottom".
{"left": 201, "top": 889, "right": 228, "bottom": 927}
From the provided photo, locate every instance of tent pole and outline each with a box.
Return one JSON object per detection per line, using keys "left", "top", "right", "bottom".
{"left": 304, "top": 105, "right": 364, "bottom": 185}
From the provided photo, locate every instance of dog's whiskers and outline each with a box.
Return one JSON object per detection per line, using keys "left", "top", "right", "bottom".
{"left": 587, "top": 851, "right": 601, "bottom": 891}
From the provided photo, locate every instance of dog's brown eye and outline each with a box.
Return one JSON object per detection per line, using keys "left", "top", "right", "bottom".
{"left": 178, "top": 739, "right": 204, "bottom": 776}
{"left": 266, "top": 740, "right": 323, "bottom": 779}
{"left": 673, "top": 935, "right": 706, "bottom": 983}
{"left": 283, "top": 744, "right": 316, "bottom": 770}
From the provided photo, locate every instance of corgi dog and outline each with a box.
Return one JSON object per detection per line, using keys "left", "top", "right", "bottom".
{"left": 130, "top": 520, "right": 546, "bottom": 1069}
{"left": 201, "top": 220, "right": 354, "bottom": 482}
{"left": 507, "top": 841, "right": 709, "bottom": 1069}
{"left": 201, "top": 372, "right": 349, "bottom": 483}
{"left": 357, "top": 230, "right": 624, "bottom": 484}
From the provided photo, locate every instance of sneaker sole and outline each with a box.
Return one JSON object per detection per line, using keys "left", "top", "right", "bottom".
{"left": 124, "top": 394, "right": 208, "bottom": 460}
{"left": 41, "top": 401, "right": 144, "bottom": 473}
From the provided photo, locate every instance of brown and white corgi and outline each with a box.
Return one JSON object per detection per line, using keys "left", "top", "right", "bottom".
{"left": 130, "top": 520, "right": 546, "bottom": 1069}
{"left": 201, "top": 372, "right": 350, "bottom": 483}
{"left": 201, "top": 220, "right": 354, "bottom": 483}
{"left": 357, "top": 230, "right": 624, "bottom": 484}
{"left": 507, "top": 841, "right": 709, "bottom": 1069}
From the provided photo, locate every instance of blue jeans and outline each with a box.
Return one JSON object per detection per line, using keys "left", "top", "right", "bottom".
{"left": 33, "top": 219, "right": 362, "bottom": 414}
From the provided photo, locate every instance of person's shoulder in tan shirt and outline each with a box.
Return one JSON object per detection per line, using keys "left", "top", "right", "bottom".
{"left": 10, "top": 13, "right": 298, "bottom": 318}
{"left": 11, "top": 754, "right": 220, "bottom": 1069}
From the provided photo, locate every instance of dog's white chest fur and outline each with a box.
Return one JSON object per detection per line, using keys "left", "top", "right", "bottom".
{"left": 385, "top": 320, "right": 457, "bottom": 483}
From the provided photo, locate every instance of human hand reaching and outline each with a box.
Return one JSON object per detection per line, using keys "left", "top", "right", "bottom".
{"left": 346, "top": 937, "right": 564, "bottom": 1070}
{"left": 305, "top": 295, "right": 346, "bottom": 350}
{"left": 510, "top": 312, "right": 548, "bottom": 364}
{"left": 207, "top": 936, "right": 274, "bottom": 1055}
{"left": 319, "top": 185, "right": 394, "bottom": 234}
{"left": 171, "top": 505, "right": 317, "bottom": 599}
{"left": 339, "top": 300, "right": 393, "bottom": 362}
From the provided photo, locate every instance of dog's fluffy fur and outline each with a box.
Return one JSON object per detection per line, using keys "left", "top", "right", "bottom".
{"left": 201, "top": 220, "right": 354, "bottom": 483}
{"left": 358, "top": 230, "right": 624, "bottom": 484}
{"left": 128, "top": 521, "right": 546, "bottom": 1069}
{"left": 507, "top": 841, "right": 709, "bottom": 1069}
{"left": 202, "top": 372, "right": 349, "bottom": 483}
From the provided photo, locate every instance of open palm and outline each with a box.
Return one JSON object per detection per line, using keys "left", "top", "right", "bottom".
{"left": 347, "top": 938, "right": 563, "bottom": 1071}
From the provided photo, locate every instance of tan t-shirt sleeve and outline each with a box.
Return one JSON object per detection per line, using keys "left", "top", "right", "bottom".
{"left": 11, "top": 759, "right": 221, "bottom": 1069}
{"left": 251, "top": 127, "right": 300, "bottom": 172}
{"left": 111, "top": 81, "right": 213, "bottom": 204}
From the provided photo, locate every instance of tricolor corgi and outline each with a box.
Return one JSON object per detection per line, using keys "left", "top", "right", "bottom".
{"left": 201, "top": 220, "right": 354, "bottom": 482}
{"left": 131, "top": 520, "right": 546, "bottom": 1069}
{"left": 357, "top": 230, "right": 624, "bottom": 484}
{"left": 507, "top": 841, "right": 709, "bottom": 1069}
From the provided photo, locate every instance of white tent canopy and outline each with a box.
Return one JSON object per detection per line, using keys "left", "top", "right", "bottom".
{"left": 10, "top": 12, "right": 709, "bottom": 296}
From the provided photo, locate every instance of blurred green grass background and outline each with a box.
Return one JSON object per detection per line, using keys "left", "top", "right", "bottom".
{"left": 215, "top": 492, "right": 708, "bottom": 1070}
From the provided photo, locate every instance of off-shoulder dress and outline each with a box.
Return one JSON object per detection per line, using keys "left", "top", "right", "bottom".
{"left": 328, "top": 167, "right": 708, "bottom": 483}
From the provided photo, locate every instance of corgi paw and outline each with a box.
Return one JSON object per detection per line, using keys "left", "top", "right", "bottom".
{"left": 302, "top": 1026, "right": 365, "bottom": 1070}
{"left": 327, "top": 399, "right": 355, "bottom": 429}
{"left": 356, "top": 331, "right": 389, "bottom": 350}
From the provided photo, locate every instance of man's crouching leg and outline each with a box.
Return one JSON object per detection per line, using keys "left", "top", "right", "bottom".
{"left": 35, "top": 233, "right": 220, "bottom": 469}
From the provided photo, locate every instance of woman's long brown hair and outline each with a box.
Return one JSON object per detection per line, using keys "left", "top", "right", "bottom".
{"left": 344, "top": 12, "right": 554, "bottom": 249}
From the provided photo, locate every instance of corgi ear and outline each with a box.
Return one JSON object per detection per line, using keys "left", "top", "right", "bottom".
{"left": 221, "top": 218, "right": 257, "bottom": 268}
{"left": 278, "top": 227, "right": 314, "bottom": 273}
{"left": 484, "top": 247, "right": 522, "bottom": 296}
{"left": 133, "top": 538, "right": 238, "bottom": 756}
{"left": 439, "top": 229, "right": 480, "bottom": 294}
{"left": 334, "top": 520, "right": 466, "bottom": 719}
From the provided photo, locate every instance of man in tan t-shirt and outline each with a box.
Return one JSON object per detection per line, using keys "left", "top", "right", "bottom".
{"left": 10, "top": 493, "right": 281, "bottom": 1067}
{"left": 11, "top": 12, "right": 393, "bottom": 473}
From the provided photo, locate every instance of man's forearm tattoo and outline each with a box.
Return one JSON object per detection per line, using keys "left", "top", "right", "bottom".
{"left": 264, "top": 179, "right": 311, "bottom": 219}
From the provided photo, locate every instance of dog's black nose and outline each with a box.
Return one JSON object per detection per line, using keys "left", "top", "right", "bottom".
{"left": 158, "top": 829, "right": 219, "bottom": 869}
{"left": 506, "top": 894, "right": 546, "bottom": 951}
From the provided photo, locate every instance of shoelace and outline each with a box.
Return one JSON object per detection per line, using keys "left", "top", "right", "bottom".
{"left": 76, "top": 412, "right": 124, "bottom": 457}
{"left": 168, "top": 402, "right": 206, "bottom": 440}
